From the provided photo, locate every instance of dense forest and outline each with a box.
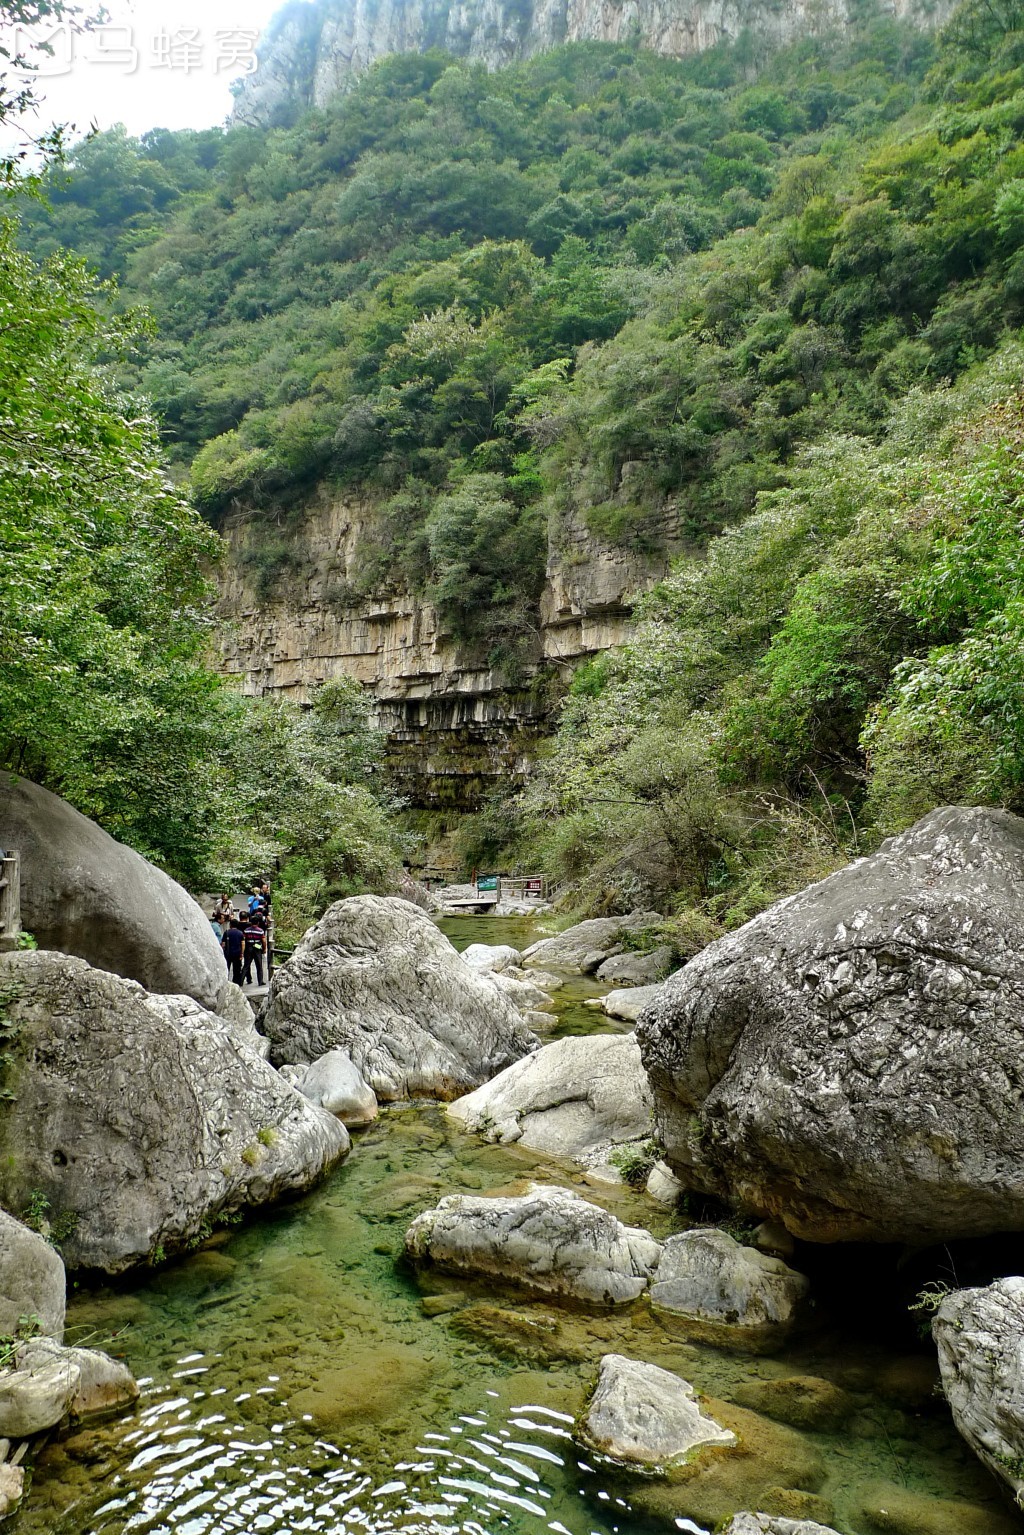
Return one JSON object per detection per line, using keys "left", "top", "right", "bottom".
{"left": 11, "top": 0, "right": 1024, "bottom": 943}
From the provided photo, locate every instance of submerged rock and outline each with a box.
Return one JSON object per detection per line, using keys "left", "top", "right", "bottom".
{"left": 294, "top": 1050, "right": 378, "bottom": 1126}
{"left": 621, "top": 1396, "right": 827, "bottom": 1531}
{"left": 259, "top": 896, "right": 537, "bottom": 1100}
{"left": 0, "top": 1211, "right": 65, "bottom": 1341}
{"left": 446, "top": 1033, "right": 653, "bottom": 1160}
{"left": 650, "top": 1228, "right": 810, "bottom": 1349}
{"left": 0, "top": 951, "right": 349, "bottom": 1273}
{"left": 0, "top": 774, "right": 228, "bottom": 1011}
{"left": 522, "top": 912, "right": 661, "bottom": 974}
{"left": 856, "top": 1479, "right": 1016, "bottom": 1535}
{"left": 933, "top": 1276, "right": 1024, "bottom": 1504}
{"left": 577, "top": 1353, "right": 735, "bottom": 1465}
{"left": 638, "top": 806, "right": 1024, "bottom": 1244}
{"left": 405, "top": 1184, "right": 662, "bottom": 1305}
{"left": 733, "top": 1375, "right": 853, "bottom": 1431}
{"left": 721, "top": 1517, "right": 842, "bottom": 1535}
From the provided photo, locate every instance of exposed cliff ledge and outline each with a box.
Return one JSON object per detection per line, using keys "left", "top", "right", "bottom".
{"left": 233, "top": 0, "right": 950, "bottom": 125}
{"left": 216, "top": 490, "right": 676, "bottom": 807}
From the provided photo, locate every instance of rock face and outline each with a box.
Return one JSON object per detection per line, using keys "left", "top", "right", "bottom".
{"left": 650, "top": 1228, "right": 809, "bottom": 1348}
{"left": 294, "top": 1050, "right": 379, "bottom": 1126}
{"left": 0, "top": 1211, "right": 65, "bottom": 1341}
{"left": 0, "top": 775, "right": 228, "bottom": 1011}
{"left": 523, "top": 913, "right": 661, "bottom": 975}
{"left": 215, "top": 493, "right": 659, "bottom": 809}
{"left": 447, "top": 1032, "right": 653, "bottom": 1160}
{"left": 405, "top": 1184, "right": 662, "bottom": 1305}
{"left": 933, "top": 1276, "right": 1024, "bottom": 1502}
{"left": 0, "top": 951, "right": 349, "bottom": 1273}
{"left": 638, "top": 807, "right": 1024, "bottom": 1244}
{"left": 233, "top": 0, "right": 951, "bottom": 126}
{"left": 259, "top": 895, "right": 537, "bottom": 1099}
{"left": 578, "top": 1353, "right": 735, "bottom": 1465}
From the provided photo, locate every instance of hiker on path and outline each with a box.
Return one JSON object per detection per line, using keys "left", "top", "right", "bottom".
{"left": 243, "top": 912, "right": 266, "bottom": 987}
{"left": 222, "top": 918, "right": 245, "bottom": 985}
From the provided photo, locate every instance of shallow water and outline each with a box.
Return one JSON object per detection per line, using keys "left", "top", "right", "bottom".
{"left": 13, "top": 919, "right": 1019, "bottom": 1535}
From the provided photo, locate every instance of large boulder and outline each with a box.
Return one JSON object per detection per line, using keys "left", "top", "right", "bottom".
{"left": 259, "top": 896, "right": 537, "bottom": 1100}
{"left": 638, "top": 807, "right": 1024, "bottom": 1244}
{"left": 933, "top": 1276, "right": 1024, "bottom": 1502}
{"left": 522, "top": 912, "right": 661, "bottom": 974}
{"left": 0, "top": 774, "right": 227, "bottom": 1010}
{"left": 650, "top": 1228, "right": 810, "bottom": 1350}
{"left": 405, "top": 1184, "right": 662, "bottom": 1306}
{"left": 0, "top": 951, "right": 349, "bottom": 1273}
{"left": 577, "top": 1354, "right": 735, "bottom": 1465}
{"left": 0, "top": 1210, "right": 65, "bottom": 1340}
{"left": 447, "top": 1033, "right": 652, "bottom": 1161}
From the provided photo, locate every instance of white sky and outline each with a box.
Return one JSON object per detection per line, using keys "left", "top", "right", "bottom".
{"left": 4, "top": 0, "right": 290, "bottom": 145}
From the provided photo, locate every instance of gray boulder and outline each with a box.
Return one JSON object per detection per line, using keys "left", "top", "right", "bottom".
{"left": 461, "top": 943, "right": 521, "bottom": 973}
{"left": 295, "top": 1050, "right": 378, "bottom": 1126}
{"left": 933, "top": 1276, "right": 1024, "bottom": 1502}
{"left": 650, "top": 1228, "right": 810, "bottom": 1349}
{"left": 638, "top": 807, "right": 1024, "bottom": 1244}
{"left": 0, "top": 951, "right": 349, "bottom": 1273}
{"left": 447, "top": 1033, "right": 653, "bottom": 1161}
{"left": 602, "top": 984, "right": 662, "bottom": 1022}
{"left": 646, "top": 1160, "right": 685, "bottom": 1205}
{"left": 405, "top": 1184, "right": 662, "bottom": 1306}
{"left": 259, "top": 896, "right": 537, "bottom": 1100}
{"left": 0, "top": 1342, "right": 78, "bottom": 1436}
{"left": 721, "top": 1518, "right": 842, "bottom": 1535}
{"left": 0, "top": 1337, "right": 138, "bottom": 1438}
{"left": 577, "top": 1353, "right": 735, "bottom": 1465}
{"left": 522, "top": 912, "right": 661, "bottom": 974}
{"left": 0, "top": 1211, "right": 65, "bottom": 1340}
{"left": 595, "top": 947, "right": 673, "bottom": 986}
{"left": 0, "top": 775, "right": 227, "bottom": 1010}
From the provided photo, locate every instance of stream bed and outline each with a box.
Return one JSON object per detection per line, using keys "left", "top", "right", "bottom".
{"left": 12, "top": 918, "right": 1018, "bottom": 1535}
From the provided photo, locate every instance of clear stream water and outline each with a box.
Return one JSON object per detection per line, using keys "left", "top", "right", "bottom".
{"left": 12, "top": 918, "right": 1019, "bottom": 1535}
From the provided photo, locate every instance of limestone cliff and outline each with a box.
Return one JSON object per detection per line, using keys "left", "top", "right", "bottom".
{"left": 233, "top": 0, "right": 949, "bottom": 124}
{"left": 216, "top": 490, "right": 677, "bottom": 807}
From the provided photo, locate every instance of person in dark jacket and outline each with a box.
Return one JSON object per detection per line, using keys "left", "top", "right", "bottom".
{"left": 222, "top": 918, "right": 245, "bottom": 985}
{"left": 243, "top": 914, "right": 266, "bottom": 987}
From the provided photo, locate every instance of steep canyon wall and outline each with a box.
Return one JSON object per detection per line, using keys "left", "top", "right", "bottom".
{"left": 216, "top": 492, "right": 679, "bottom": 806}
{"left": 233, "top": 0, "right": 949, "bottom": 124}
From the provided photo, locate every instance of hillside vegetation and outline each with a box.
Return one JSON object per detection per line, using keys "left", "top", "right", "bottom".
{"left": 16, "top": 0, "right": 1024, "bottom": 934}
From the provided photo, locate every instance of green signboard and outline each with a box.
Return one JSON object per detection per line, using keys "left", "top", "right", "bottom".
{"left": 477, "top": 875, "right": 499, "bottom": 892}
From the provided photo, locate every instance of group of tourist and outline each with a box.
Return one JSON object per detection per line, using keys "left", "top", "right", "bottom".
{"left": 210, "top": 882, "right": 273, "bottom": 988}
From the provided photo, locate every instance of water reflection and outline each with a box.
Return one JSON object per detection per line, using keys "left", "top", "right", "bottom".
{"left": 73, "top": 1359, "right": 666, "bottom": 1535}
